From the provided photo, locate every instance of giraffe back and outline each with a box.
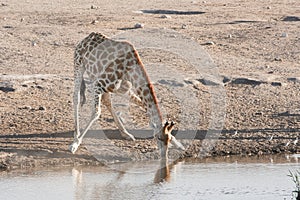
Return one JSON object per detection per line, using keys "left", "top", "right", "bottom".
{"left": 76, "top": 32, "right": 139, "bottom": 80}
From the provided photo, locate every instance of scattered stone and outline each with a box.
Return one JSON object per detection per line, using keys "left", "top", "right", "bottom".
{"left": 160, "top": 14, "right": 171, "bottom": 19}
{"left": 1, "top": 3, "right": 8, "bottom": 6}
{"left": 3, "top": 25, "right": 13, "bottom": 29}
{"left": 197, "top": 78, "right": 221, "bottom": 86}
{"left": 91, "top": 20, "right": 99, "bottom": 25}
{"left": 274, "top": 57, "right": 282, "bottom": 61}
{"left": 287, "top": 77, "right": 300, "bottom": 83}
{"left": 282, "top": 16, "right": 300, "bottom": 22}
{"left": 228, "top": 34, "right": 232, "bottom": 38}
{"left": 38, "top": 106, "right": 46, "bottom": 111}
{"left": 181, "top": 24, "right": 187, "bottom": 29}
{"left": 0, "top": 82, "right": 15, "bottom": 92}
{"left": 19, "top": 105, "right": 32, "bottom": 110}
{"left": 91, "top": 5, "right": 98, "bottom": 9}
{"left": 134, "top": 23, "right": 144, "bottom": 28}
{"left": 31, "top": 41, "right": 37, "bottom": 46}
{"left": 266, "top": 6, "right": 271, "bottom": 9}
{"left": 271, "top": 82, "right": 282, "bottom": 86}
{"left": 53, "top": 42, "right": 60, "bottom": 46}
{"left": 222, "top": 76, "right": 231, "bottom": 84}
{"left": 202, "top": 41, "right": 215, "bottom": 45}
{"left": 20, "top": 18, "right": 25, "bottom": 22}
{"left": 0, "top": 162, "right": 8, "bottom": 170}
{"left": 231, "top": 78, "right": 265, "bottom": 85}
{"left": 35, "top": 85, "right": 43, "bottom": 89}
{"left": 281, "top": 32, "right": 288, "bottom": 37}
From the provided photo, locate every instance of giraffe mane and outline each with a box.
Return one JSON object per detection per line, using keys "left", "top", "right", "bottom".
{"left": 132, "top": 49, "right": 163, "bottom": 124}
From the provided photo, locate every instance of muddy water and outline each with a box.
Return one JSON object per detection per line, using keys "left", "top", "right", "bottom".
{"left": 0, "top": 155, "right": 299, "bottom": 200}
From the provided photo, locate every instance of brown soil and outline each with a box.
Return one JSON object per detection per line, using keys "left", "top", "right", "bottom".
{"left": 0, "top": 0, "right": 299, "bottom": 171}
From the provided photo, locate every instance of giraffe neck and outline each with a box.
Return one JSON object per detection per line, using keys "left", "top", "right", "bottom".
{"left": 128, "top": 51, "right": 163, "bottom": 133}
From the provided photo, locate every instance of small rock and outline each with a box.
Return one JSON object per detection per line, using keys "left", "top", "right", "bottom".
{"left": 1, "top": 3, "right": 8, "bottom": 6}
{"left": 266, "top": 6, "right": 271, "bottom": 9}
{"left": 160, "top": 14, "right": 171, "bottom": 19}
{"left": 3, "top": 25, "right": 13, "bottom": 29}
{"left": 181, "top": 24, "right": 187, "bottom": 29}
{"left": 202, "top": 41, "right": 215, "bottom": 45}
{"left": 282, "top": 16, "right": 300, "bottom": 22}
{"left": 281, "top": 32, "right": 288, "bottom": 37}
{"left": 231, "top": 78, "right": 265, "bottom": 85}
{"left": 222, "top": 76, "right": 231, "bottom": 84}
{"left": 134, "top": 23, "right": 144, "bottom": 28}
{"left": 19, "top": 105, "right": 32, "bottom": 110}
{"left": 35, "top": 85, "right": 43, "bottom": 89}
{"left": 38, "top": 106, "right": 46, "bottom": 111}
{"left": 274, "top": 57, "right": 282, "bottom": 61}
{"left": 228, "top": 34, "right": 232, "bottom": 38}
{"left": 91, "top": 5, "right": 98, "bottom": 9}
{"left": 91, "top": 20, "right": 99, "bottom": 25}
{"left": 271, "top": 82, "right": 282, "bottom": 86}
{"left": 197, "top": 78, "right": 221, "bottom": 86}
{"left": 0, "top": 163, "right": 8, "bottom": 170}
{"left": 287, "top": 77, "right": 300, "bottom": 83}
{"left": 32, "top": 41, "right": 37, "bottom": 46}
{"left": 20, "top": 18, "right": 25, "bottom": 22}
{"left": 53, "top": 42, "right": 60, "bottom": 46}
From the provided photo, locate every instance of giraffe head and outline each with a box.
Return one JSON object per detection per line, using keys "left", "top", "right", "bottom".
{"left": 157, "top": 121, "right": 185, "bottom": 159}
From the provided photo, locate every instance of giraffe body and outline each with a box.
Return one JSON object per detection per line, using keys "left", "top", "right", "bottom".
{"left": 70, "top": 32, "right": 184, "bottom": 158}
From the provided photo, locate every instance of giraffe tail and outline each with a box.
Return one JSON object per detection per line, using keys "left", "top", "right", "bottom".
{"left": 80, "top": 79, "right": 86, "bottom": 106}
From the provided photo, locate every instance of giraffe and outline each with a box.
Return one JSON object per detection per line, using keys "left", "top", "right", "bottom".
{"left": 69, "top": 32, "right": 185, "bottom": 158}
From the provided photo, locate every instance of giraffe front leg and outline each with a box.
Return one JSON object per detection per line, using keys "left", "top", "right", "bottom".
{"left": 70, "top": 92, "right": 103, "bottom": 153}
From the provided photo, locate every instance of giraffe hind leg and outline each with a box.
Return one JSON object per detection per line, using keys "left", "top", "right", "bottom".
{"left": 102, "top": 93, "right": 136, "bottom": 141}
{"left": 73, "top": 70, "right": 84, "bottom": 141}
{"left": 115, "top": 80, "right": 143, "bottom": 108}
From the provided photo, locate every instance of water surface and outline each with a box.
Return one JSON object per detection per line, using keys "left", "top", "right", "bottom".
{"left": 0, "top": 155, "right": 299, "bottom": 200}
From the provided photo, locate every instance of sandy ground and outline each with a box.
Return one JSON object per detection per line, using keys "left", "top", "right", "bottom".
{"left": 0, "top": 0, "right": 300, "bottom": 171}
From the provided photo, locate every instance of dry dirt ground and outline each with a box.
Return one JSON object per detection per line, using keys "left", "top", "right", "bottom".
{"left": 0, "top": 0, "right": 300, "bottom": 171}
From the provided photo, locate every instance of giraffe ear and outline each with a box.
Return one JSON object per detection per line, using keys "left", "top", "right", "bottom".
{"left": 163, "top": 121, "right": 170, "bottom": 132}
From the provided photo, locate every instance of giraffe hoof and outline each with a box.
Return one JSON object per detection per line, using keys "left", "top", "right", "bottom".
{"left": 69, "top": 140, "right": 81, "bottom": 154}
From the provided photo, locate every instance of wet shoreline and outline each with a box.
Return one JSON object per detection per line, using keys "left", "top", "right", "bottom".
{"left": 1, "top": 130, "right": 299, "bottom": 172}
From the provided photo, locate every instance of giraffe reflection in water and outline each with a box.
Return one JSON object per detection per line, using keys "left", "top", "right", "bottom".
{"left": 72, "top": 159, "right": 181, "bottom": 199}
{"left": 154, "top": 158, "right": 181, "bottom": 183}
